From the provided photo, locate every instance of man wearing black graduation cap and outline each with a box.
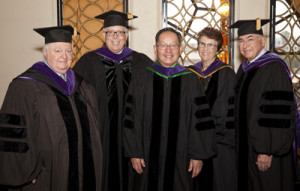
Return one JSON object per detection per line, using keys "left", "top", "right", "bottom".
{"left": 230, "top": 18, "right": 298, "bottom": 191}
{"left": 73, "top": 10, "right": 153, "bottom": 191}
{"left": 0, "top": 25, "right": 103, "bottom": 191}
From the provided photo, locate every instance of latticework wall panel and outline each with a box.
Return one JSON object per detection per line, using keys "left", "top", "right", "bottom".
{"left": 165, "top": 0, "right": 230, "bottom": 66}
{"left": 274, "top": 0, "right": 300, "bottom": 105}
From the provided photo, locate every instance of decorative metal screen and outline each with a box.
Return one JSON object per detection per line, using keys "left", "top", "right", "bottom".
{"left": 58, "top": 0, "right": 127, "bottom": 66}
{"left": 272, "top": 0, "right": 300, "bottom": 176}
{"left": 273, "top": 0, "right": 300, "bottom": 103}
{"left": 163, "top": 0, "right": 232, "bottom": 66}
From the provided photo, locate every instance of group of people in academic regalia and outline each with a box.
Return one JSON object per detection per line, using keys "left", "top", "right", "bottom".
{"left": 0, "top": 9, "right": 299, "bottom": 191}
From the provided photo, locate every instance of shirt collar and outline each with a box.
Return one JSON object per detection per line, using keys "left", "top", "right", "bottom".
{"left": 44, "top": 61, "right": 67, "bottom": 78}
{"left": 248, "top": 49, "right": 267, "bottom": 64}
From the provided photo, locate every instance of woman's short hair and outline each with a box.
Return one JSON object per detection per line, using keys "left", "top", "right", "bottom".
{"left": 197, "top": 27, "right": 223, "bottom": 51}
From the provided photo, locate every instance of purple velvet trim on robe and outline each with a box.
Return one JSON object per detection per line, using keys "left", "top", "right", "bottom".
{"left": 152, "top": 63, "right": 187, "bottom": 77}
{"left": 194, "top": 59, "right": 228, "bottom": 77}
{"left": 242, "top": 52, "right": 285, "bottom": 73}
{"left": 242, "top": 52, "right": 300, "bottom": 157}
{"left": 94, "top": 46, "right": 133, "bottom": 63}
{"left": 19, "top": 62, "right": 75, "bottom": 96}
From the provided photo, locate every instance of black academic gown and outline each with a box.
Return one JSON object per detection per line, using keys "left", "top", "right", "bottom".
{"left": 123, "top": 64, "right": 217, "bottom": 191}
{"left": 235, "top": 52, "right": 296, "bottom": 191}
{"left": 73, "top": 48, "right": 153, "bottom": 191}
{"left": 0, "top": 63, "right": 102, "bottom": 191}
{"left": 189, "top": 61, "right": 236, "bottom": 191}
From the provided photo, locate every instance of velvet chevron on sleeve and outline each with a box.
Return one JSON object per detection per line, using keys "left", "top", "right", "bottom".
{"left": 235, "top": 52, "right": 296, "bottom": 191}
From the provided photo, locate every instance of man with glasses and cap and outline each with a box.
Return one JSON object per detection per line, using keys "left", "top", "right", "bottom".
{"left": 0, "top": 25, "right": 103, "bottom": 191}
{"left": 230, "top": 18, "right": 298, "bottom": 191}
{"left": 73, "top": 10, "right": 153, "bottom": 191}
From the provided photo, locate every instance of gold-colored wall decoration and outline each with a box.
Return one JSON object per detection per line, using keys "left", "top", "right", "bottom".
{"left": 61, "top": 0, "right": 126, "bottom": 66}
{"left": 274, "top": 0, "right": 300, "bottom": 103}
{"left": 164, "top": 0, "right": 230, "bottom": 66}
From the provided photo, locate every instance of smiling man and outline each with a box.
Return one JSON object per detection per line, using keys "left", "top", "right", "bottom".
{"left": 230, "top": 19, "right": 298, "bottom": 191}
{"left": 72, "top": 10, "right": 153, "bottom": 191}
{"left": 0, "top": 25, "right": 103, "bottom": 191}
{"left": 123, "top": 27, "right": 216, "bottom": 191}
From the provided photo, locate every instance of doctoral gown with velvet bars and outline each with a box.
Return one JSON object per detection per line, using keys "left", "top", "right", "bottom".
{"left": 123, "top": 63, "right": 217, "bottom": 191}
{"left": 188, "top": 60, "right": 236, "bottom": 191}
{"left": 0, "top": 62, "right": 102, "bottom": 191}
{"left": 235, "top": 52, "right": 296, "bottom": 191}
{"left": 73, "top": 47, "right": 153, "bottom": 191}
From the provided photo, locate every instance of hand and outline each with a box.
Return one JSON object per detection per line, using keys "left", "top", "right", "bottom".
{"left": 256, "top": 154, "right": 273, "bottom": 172}
{"left": 188, "top": 159, "right": 203, "bottom": 178}
{"left": 32, "top": 179, "right": 36, "bottom": 184}
{"left": 131, "top": 158, "right": 146, "bottom": 174}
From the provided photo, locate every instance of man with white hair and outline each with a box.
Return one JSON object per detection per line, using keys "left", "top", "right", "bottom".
{"left": 0, "top": 25, "right": 102, "bottom": 191}
{"left": 230, "top": 19, "right": 298, "bottom": 191}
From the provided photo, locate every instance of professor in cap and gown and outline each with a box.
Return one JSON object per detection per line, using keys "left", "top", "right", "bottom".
{"left": 0, "top": 25, "right": 103, "bottom": 191}
{"left": 123, "top": 27, "right": 216, "bottom": 191}
{"left": 72, "top": 10, "right": 153, "bottom": 191}
{"left": 230, "top": 19, "right": 298, "bottom": 191}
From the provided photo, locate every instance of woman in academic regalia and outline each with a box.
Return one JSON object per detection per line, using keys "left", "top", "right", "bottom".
{"left": 188, "top": 27, "right": 236, "bottom": 191}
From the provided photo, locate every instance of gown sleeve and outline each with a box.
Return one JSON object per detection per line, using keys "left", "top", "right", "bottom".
{"left": 123, "top": 72, "right": 144, "bottom": 159}
{"left": 247, "top": 62, "right": 295, "bottom": 156}
{"left": 188, "top": 77, "right": 217, "bottom": 160}
{"left": 0, "top": 79, "right": 42, "bottom": 186}
{"left": 213, "top": 68, "right": 236, "bottom": 146}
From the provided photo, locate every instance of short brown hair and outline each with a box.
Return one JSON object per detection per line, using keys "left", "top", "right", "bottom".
{"left": 197, "top": 27, "right": 223, "bottom": 51}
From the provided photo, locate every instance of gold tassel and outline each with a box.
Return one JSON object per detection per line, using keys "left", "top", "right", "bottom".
{"left": 127, "top": 13, "right": 134, "bottom": 19}
{"left": 73, "top": 27, "right": 77, "bottom": 36}
{"left": 256, "top": 18, "right": 261, "bottom": 31}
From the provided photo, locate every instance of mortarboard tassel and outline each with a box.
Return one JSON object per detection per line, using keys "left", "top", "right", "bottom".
{"left": 73, "top": 27, "right": 77, "bottom": 37}
{"left": 256, "top": 18, "right": 261, "bottom": 31}
{"left": 127, "top": 13, "right": 134, "bottom": 19}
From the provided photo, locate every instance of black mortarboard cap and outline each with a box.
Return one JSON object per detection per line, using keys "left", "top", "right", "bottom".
{"left": 229, "top": 18, "right": 271, "bottom": 37}
{"left": 94, "top": 10, "right": 138, "bottom": 28}
{"left": 33, "top": 25, "right": 78, "bottom": 44}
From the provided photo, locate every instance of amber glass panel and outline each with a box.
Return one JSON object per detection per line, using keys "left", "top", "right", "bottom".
{"left": 62, "top": 0, "right": 124, "bottom": 66}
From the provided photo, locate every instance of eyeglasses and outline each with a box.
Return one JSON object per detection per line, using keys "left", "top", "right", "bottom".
{"left": 104, "top": 30, "right": 127, "bottom": 37}
{"left": 198, "top": 42, "right": 217, "bottom": 49}
{"left": 238, "top": 36, "right": 260, "bottom": 45}
{"left": 157, "top": 44, "right": 180, "bottom": 50}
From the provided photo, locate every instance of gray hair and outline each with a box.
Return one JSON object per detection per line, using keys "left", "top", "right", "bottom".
{"left": 43, "top": 43, "right": 73, "bottom": 53}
